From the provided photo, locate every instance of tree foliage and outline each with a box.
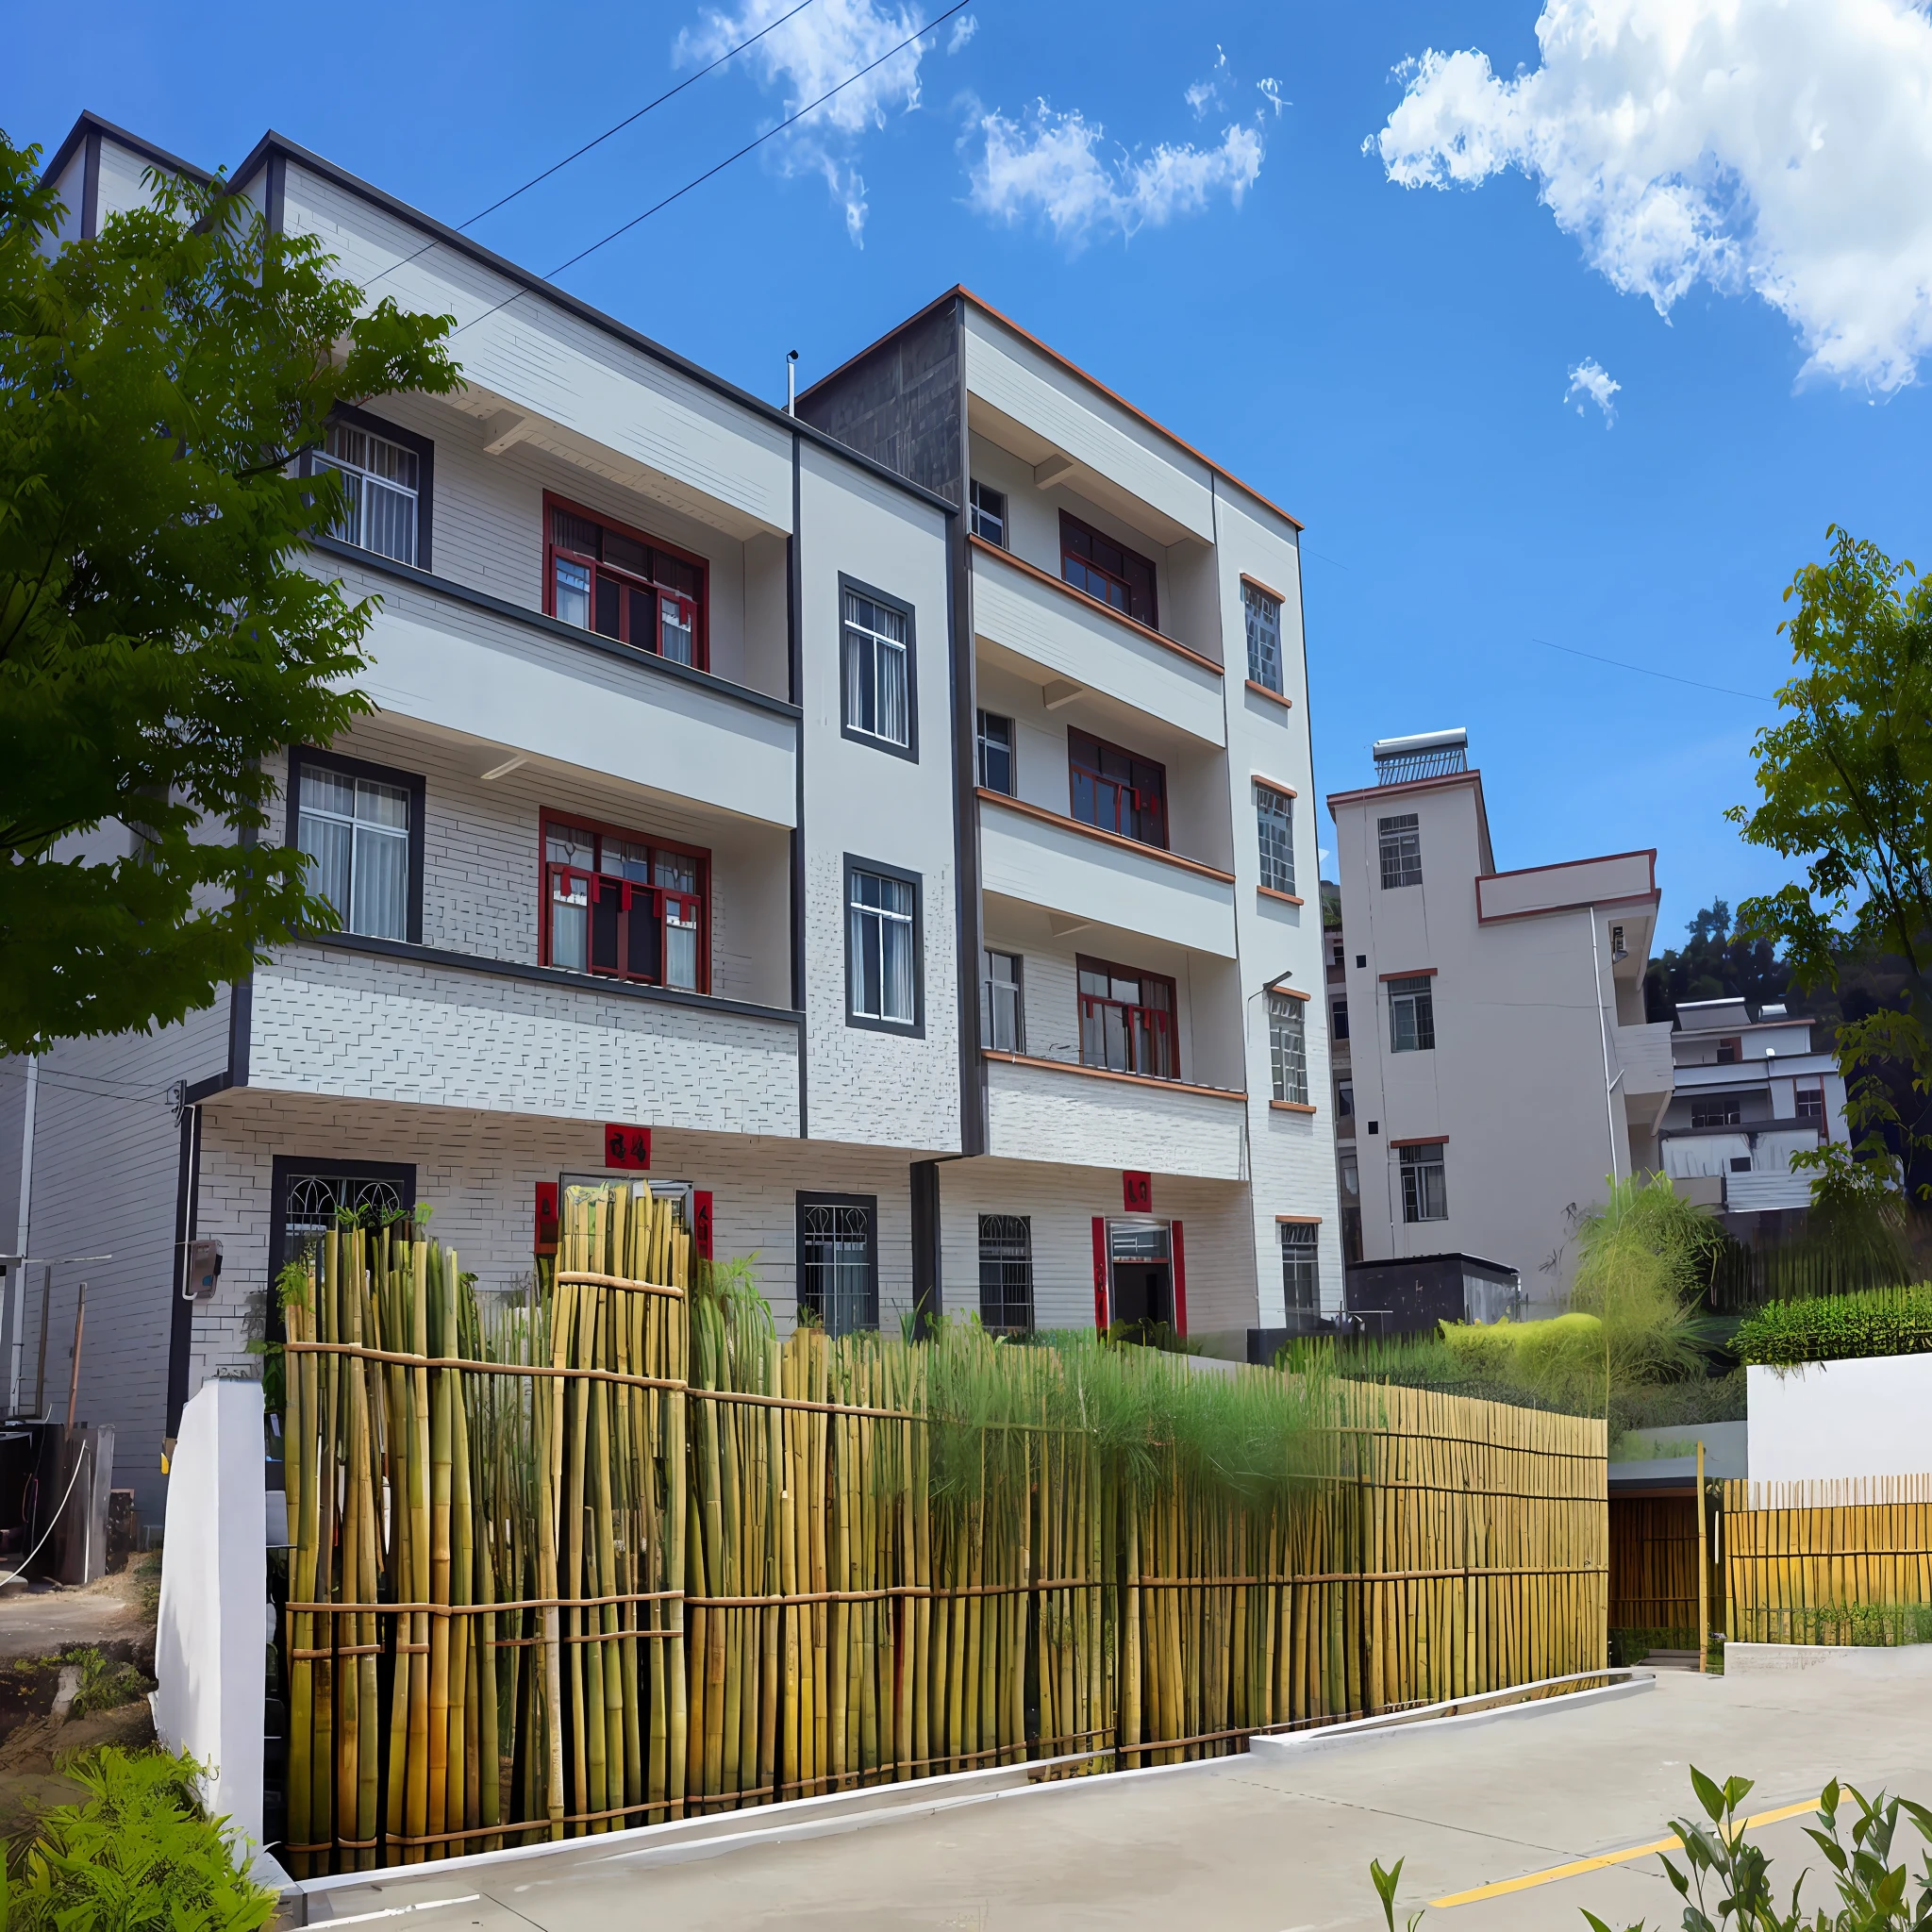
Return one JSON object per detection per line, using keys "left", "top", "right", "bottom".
{"left": 0, "top": 126, "right": 459, "bottom": 1055}
{"left": 1731, "top": 527, "right": 1932, "bottom": 1203}
{"left": 1645, "top": 898, "right": 1795, "bottom": 1023}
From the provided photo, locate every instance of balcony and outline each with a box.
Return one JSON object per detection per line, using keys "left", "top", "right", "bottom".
{"left": 982, "top": 1052, "right": 1245, "bottom": 1179}
{"left": 976, "top": 791, "right": 1237, "bottom": 958}
{"left": 309, "top": 542, "right": 798, "bottom": 829}
{"left": 246, "top": 941, "right": 802, "bottom": 1137}
{"left": 969, "top": 539, "right": 1224, "bottom": 746}
{"left": 1616, "top": 1020, "right": 1676, "bottom": 1108}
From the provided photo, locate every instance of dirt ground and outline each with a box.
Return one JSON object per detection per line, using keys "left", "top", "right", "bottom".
{"left": 0, "top": 1551, "right": 160, "bottom": 1840}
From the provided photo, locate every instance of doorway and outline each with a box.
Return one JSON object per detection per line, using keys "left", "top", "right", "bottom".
{"left": 1108, "top": 1221, "right": 1173, "bottom": 1328}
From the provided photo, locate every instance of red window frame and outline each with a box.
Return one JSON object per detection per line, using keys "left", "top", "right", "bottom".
{"left": 539, "top": 808, "right": 710, "bottom": 994}
{"left": 542, "top": 491, "right": 709, "bottom": 672}
{"left": 1058, "top": 510, "right": 1158, "bottom": 628}
{"left": 1068, "top": 728, "right": 1169, "bottom": 850}
{"left": 1076, "top": 955, "right": 1179, "bottom": 1081}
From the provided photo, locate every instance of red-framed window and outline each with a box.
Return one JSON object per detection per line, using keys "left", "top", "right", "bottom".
{"left": 543, "top": 494, "right": 708, "bottom": 670}
{"left": 1059, "top": 510, "right": 1158, "bottom": 628}
{"left": 1077, "top": 956, "right": 1178, "bottom": 1080}
{"left": 541, "top": 811, "right": 708, "bottom": 993}
{"left": 1068, "top": 727, "right": 1168, "bottom": 849}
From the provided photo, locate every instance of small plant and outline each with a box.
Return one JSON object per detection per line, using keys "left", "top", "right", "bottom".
{"left": 1735, "top": 1287, "right": 1932, "bottom": 1367}
{"left": 2, "top": 1744, "right": 276, "bottom": 1930}
{"left": 61, "top": 1645, "right": 152, "bottom": 1721}
{"left": 1371, "top": 1854, "right": 1423, "bottom": 1930}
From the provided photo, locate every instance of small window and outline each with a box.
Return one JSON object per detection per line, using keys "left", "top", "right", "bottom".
{"left": 1059, "top": 510, "right": 1158, "bottom": 627}
{"left": 1329, "top": 936, "right": 1345, "bottom": 967}
{"left": 1269, "top": 992, "right": 1308, "bottom": 1104}
{"left": 544, "top": 498, "right": 707, "bottom": 668}
{"left": 976, "top": 710, "right": 1015, "bottom": 795}
{"left": 1388, "top": 975, "right": 1436, "bottom": 1053}
{"left": 272, "top": 1158, "right": 416, "bottom": 1280}
{"left": 969, "top": 480, "right": 1007, "bottom": 547}
{"left": 1256, "top": 783, "right": 1295, "bottom": 894}
{"left": 1795, "top": 1083, "right": 1824, "bottom": 1121}
{"left": 1069, "top": 728, "right": 1167, "bottom": 849}
{"left": 1729, "top": 1156, "right": 1753, "bottom": 1174}
{"left": 798, "top": 1195, "right": 876, "bottom": 1337}
{"left": 1691, "top": 1097, "right": 1742, "bottom": 1128}
{"left": 1279, "top": 1223, "right": 1319, "bottom": 1329}
{"left": 847, "top": 860, "right": 921, "bottom": 1030}
{"left": 1378, "top": 813, "right": 1423, "bottom": 890}
{"left": 977, "top": 1213, "right": 1033, "bottom": 1332}
{"left": 1400, "top": 1144, "right": 1448, "bottom": 1223}
{"left": 1609, "top": 923, "right": 1626, "bottom": 959}
{"left": 1243, "top": 582, "right": 1283, "bottom": 693}
{"left": 294, "top": 754, "right": 420, "bottom": 941}
{"left": 841, "top": 582, "right": 914, "bottom": 755}
{"left": 1331, "top": 1000, "right": 1350, "bottom": 1042}
{"left": 1077, "top": 957, "right": 1177, "bottom": 1080}
{"left": 981, "top": 949, "right": 1024, "bottom": 1054}
{"left": 315, "top": 419, "right": 424, "bottom": 567}
{"left": 1337, "top": 1080, "right": 1354, "bottom": 1118}
{"left": 541, "top": 814, "right": 708, "bottom": 992}
{"left": 1716, "top": 1037, "right": 1742, "bottom": 1065}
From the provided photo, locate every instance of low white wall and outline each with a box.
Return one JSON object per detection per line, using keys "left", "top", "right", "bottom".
{"left": 1725, "top": 1641, "right": 1932, "bottom": 1678}
{"left": 1747, "top": 1355, "right": 1932, "bottom": 1483}
{"left": 155, "top": 1378, "right": 265, "bottom": 1854}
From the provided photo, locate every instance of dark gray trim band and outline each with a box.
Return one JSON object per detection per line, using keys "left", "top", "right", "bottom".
{"left": 42, "top": 110, "right": 213, "bottom": 197}
{"left": 164, "top": 1103, "right": 201, "bottom": 1439}
{"left": 305, "top": 535, "right": 802, "bottom": 724}
{"left": 282, "top": 929, "right": 808, "bottom": 1031}
{"left": 789, "top": 432, "right": 808, "bottom": 1141}
{"left": 947, "top": 293, "right": 986, "bottom": 1158}
{"left": 79, "top": 129, "right": 102, "bottom": 241}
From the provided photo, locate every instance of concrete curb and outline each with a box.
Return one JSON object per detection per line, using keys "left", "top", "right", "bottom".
{"left": 1724, "top": 1641, "right": 1932, "bottom": 1677}
{"left": 1246, "top": 1674, "right": 1656, "bottom": 1763}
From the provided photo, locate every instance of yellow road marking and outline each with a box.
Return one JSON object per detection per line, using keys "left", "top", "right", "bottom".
{"left": 1430, "top": 1799, "right": 1820, "bottom": 1907}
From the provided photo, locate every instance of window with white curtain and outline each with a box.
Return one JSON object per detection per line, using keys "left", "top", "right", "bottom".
{"left": 847, "top": 863, "right": 919, "bottom": 1028}
{"left": 841, "top": 586, "right": 912, "bottom": 752}
{"left": 315, "top": 422, "right": 421, "bottom": 566}
{"left": 297, "top": 764, "right": 412, "bottom": 940}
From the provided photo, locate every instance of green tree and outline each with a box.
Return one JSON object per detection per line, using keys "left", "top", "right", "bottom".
{"left": 1643, "top": 898, "right": 1793, "bottom": 1022}
{"left": 1731, "top": 526, "right": 1932, "bottom": 1204}
{"left": 0, "top": 128, "right": 459, "bottom": 1056}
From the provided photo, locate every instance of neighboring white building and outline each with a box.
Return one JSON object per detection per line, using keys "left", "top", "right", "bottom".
{"left": 1658, "top": 997, "right": 1849, "bottom": 1225}
{"left": 1326, "top": 730, "right": 1673, "bottom": 1306}
{"left": 1, "top": 118, "right": 1338, "bottom": 1525}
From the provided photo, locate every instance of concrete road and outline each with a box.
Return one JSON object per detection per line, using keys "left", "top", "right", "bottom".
{"left": 300, "top": 1659, "right": 1932, "bottom": 1931}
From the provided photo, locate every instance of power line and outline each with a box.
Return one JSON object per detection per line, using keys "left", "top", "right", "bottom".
{"left": 361, "top": 0, "right": 822, "bottom": 291}
{"left": 1528, "top": 635, "right": 1775, "bottom": 706}
{"left": 451, "top": 0, "right": 974, "bottom": 341}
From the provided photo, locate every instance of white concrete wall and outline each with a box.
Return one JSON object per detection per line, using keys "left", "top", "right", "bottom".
{"left": 1747, "top": 1357, "right": 1932, "bottom": 1483}
{"left": 984, "top": 1057, "right": 1247, "bottom": 1180}
{"left": 155, "top": 1376, "right": 266, "bottom": 1856}
{"left": 797, "top": 442, "right": 960, "bottom": 1154}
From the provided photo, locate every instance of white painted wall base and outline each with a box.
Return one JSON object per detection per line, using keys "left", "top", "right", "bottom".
{"left": 155, "top": 1378, "right": 266, "bottom": 1857}
{"left": 1724, "top": 1641, "right": 1932, "bottom": 1677}
{"left": 1747, "top": 1356, "right": 1932, "bottom": 1482}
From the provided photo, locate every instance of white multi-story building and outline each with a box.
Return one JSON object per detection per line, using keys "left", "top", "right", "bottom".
{"left": 2, "top": 117, "right": 1337, "bottom": 1525}
{"left": 1326, "top": 730, "right": 1674, "bottom": 1306}
{"left": 1657, "top": 997, "right": 1850, "bottom": 1224}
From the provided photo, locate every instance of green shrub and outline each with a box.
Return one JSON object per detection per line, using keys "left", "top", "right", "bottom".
{"left": 1440, "top": 1311, "right": 1607, "bottom": 1410}
{"left": 1609, "top": 1370, "right": 1747, "bottom": 1437}
{"left": 1739, "top": 1602, "right": 1932, "bottom": 1647}
{"left": 1734, "top": 1286, "right": 1932, "bottom": 1366}
{"left": 61, "top": 1645, "right": 152, "bottom": 1721}
{"left": 1, "top": 1745, "right": 276, "bottom": 1932}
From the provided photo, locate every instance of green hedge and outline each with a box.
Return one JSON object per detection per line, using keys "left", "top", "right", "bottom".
{"left": 1734, "top": 1287, "right": 1932, "bottom": 1367}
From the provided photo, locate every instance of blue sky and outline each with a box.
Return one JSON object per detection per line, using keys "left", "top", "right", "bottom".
{"left": 11, "top": 0, "right": 1932, "bottom": 952}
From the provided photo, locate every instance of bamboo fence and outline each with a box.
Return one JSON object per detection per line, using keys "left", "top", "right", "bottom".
{"left": 1722, "top": 1474, "right": 1932, "bottom": 1646}
{"left": 1607, "top": 1494, "right": 1720, "bottom": 1646}
{"left": 277, "top": 1182, "right": 1607, "bottom": 1875}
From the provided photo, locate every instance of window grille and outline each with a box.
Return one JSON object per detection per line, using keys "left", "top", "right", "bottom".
{"left": 1243, "top": 582, "right": 1283, "bottom": 692}
{"left": 1256, "top": 783, "right": 1295, "bottom": 894}
{"left": 799, "top": 1201, "right": 876, "bottom": 1337}
{"left": 1279, "top": 1223, "right": 1320, "bottom": 1330}
{"left": 1269, "top": 993, "right": 1308, "bottom": 1104}
{"left": 1378, "top": 813, "right": 1423, "bottom": 889}
{"left": 977, "top": 1214, "right": 1033, "bottom": 1332}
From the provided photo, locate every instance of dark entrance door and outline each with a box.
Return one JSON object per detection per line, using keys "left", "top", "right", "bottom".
{"left": 1108, "top": 1222, "right": 1173, "bottom": 1328}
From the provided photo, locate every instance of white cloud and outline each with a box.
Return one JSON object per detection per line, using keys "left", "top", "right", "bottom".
{"left": 1187, "top": 47, "right": 1229, "bottom": 119}
{"left": 1566, "top": 357, "right": 1620, "bottom": 423}
{"left": 947, "top": 12, "right": 976, "bottom": 53}
{"left": 968, "top": 94, "right": 1265, "bottom": 246}
{"left": 1256, "top": 77, "right": 1287, "bottom": 119}
{"left": 679, "top": 0, "right": 939, "bottom": 246}
{"left": 1370, "top": 0, "right": 1932, "bottom": 391}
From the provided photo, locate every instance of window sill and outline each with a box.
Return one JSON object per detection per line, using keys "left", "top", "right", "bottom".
{"left": 1269, "top": 1100, "right": 1317, "bottom": 1114}
{"left": 982, "top": 1049, "right": 1245, "bottom": 1103}
{"left": 1244, "top": 679, "right": 1293, "bottom": 709}
{"left": 1257, "top": 886, "right": 1304, "bottom": 907}
{"left": 284, "top": 930, "right": 806, "bottom": 1028}
{"left": 975, "top": 790, "right": 1237, "bottom": 884}
{"left": 966, "top": 535, "right": 1222, "bottom": 676}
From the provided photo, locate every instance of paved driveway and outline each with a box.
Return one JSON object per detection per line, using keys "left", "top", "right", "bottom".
{"left": 299, "top": 1658, "right": 1932, "bottom": 1930}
